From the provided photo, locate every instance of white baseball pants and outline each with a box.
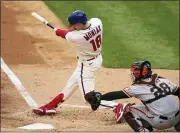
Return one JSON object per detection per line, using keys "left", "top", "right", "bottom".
{"left": 61, "top": 54, "right": 118, "bottom": 108}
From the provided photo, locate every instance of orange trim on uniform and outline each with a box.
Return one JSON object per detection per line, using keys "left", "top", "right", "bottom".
{"left": 122, "top": 88, "right": 132, "bottom": 98}
{"left": 131, "top": 107, "right": 154, "bottom": 119}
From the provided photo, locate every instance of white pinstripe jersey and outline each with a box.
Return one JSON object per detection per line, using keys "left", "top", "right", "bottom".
{"left": 123, "top": 76, "right": 179, "bottom": 116}
{"left": 65, "top": 18, "right": 103, "bottom": 61}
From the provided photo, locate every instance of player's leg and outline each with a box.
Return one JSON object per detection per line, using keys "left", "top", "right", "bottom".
{"left": 131, "top": 105, "right": 180, "bottom": 130}
{"left": 77, "top": 62, "right": 95, "bottom": 99}
{"left": 78, "top": 56, "right": 118, "bottom": 109}
{"left": 123, "top": 112, "right": 152, "bottom": 132}
{"left": 77, "top": 55, "right": 102, "bottom": 98}
{"left": 33, "top": 67, "right": 80, "bottom": 115}
{"left": 77, "top": 71, "right": 118, "bottom": 108}
{"left": 60, "top": 70, "right": 79, "bottom": 101}
{"left": 121, "top": 104, "right": 154, "bottom": 132}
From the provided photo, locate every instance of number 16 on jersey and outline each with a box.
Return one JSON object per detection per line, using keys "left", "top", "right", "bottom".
{"left": 90, "top": 35, "right": 102, "bottom": 51}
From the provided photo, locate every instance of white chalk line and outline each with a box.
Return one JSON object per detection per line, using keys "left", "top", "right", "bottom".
{"left": 1, "top": 58, "right": 38, "bottom": 108}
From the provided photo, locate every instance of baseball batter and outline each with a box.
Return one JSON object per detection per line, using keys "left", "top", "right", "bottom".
{"left": 85, "top": 61, "right": 180, "bottom": 132}
{"left": 33, "top": 10, "right": 117, "bottom": 115}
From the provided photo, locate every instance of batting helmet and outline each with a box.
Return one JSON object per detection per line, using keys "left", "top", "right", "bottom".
{"left": 68, "top": 10, "right": 88, "bottom": 26}
{"left": 130, "top": 61, "right": 152, "bottom": 81}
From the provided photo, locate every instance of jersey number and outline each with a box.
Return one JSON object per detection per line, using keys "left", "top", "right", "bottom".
{"left": 150, "top": 82, "right": 171, "bottom": 98}
{"left": 90, "top": 35, "right": 102, "bottom": 51}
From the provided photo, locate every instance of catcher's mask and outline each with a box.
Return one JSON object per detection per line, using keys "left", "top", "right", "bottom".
{"left": 130, "top": 61, "right": 152, "bottom": 82}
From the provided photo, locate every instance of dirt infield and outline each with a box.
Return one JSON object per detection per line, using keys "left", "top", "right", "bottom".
{"left": 1, "top": 1, "right": 179, "bottom": 131}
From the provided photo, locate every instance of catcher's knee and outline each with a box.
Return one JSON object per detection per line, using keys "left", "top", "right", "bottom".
{"left": 123, "top": 112, "right": 153, "bottom": 132}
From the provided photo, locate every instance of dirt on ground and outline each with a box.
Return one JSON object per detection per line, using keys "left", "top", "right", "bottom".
{"left": 1, "top": 1, "right": 179, "bottom": 132}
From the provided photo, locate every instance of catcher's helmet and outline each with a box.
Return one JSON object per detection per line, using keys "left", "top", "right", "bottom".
{"left": 68, "top": 10, "right": 88, "bottom": 26}
{"left": 130, "top": 61, "right": 152, "bottom": 81}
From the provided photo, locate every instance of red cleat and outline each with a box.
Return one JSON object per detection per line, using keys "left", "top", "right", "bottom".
{"left": 33, "top": 93, "right": 64, "bottom": 116}
{"left": 33, "top": 104, "right": 56, "bottom": 115}
{"left": 114, "top": 103, "right": 131, "bottom": 123}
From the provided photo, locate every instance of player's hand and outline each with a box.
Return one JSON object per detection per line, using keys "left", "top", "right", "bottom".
{"left": 84, "top": 91, "right": 102, "bottom": 111}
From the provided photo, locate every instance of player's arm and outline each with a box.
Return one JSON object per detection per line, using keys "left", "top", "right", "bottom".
{"left": 55, "top": 29, "right": 73, "bottom": 39}
{"left": 101, "top": 90, "right": 130, "bottom": 101}
{"left": 84, "top": 90, "right": 130, "bottom": 111}
{"left": 84, "top": 87, "right": 133, "bottom": 111}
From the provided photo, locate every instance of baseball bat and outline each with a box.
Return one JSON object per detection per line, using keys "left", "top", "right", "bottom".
{"left": 31, "top": 12, "right": 57, "bottom": 31}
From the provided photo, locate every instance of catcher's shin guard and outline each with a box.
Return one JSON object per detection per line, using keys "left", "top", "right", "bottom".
{"left": 123, "top": 112, "right": 152, "bottom": 132}
{"left": 137, "top": 118, "right": 153, "bottom": 132}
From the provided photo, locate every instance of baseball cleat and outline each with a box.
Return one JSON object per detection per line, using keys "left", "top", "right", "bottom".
{"left": 138, "top": 127, "right": 150, "bottom": 132}
{"left": 33, "top": 105, "right": 57, "bottom": 115}
{"left": 114, "top": 103, "right": 131, "bottom": 123}
{"left": 33, "top": 93, "right": 64, "bottom": 115}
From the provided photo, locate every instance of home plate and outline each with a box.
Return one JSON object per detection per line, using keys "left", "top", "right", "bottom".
{"left": 18, "top": 123, "right": 54, "bottom": 130}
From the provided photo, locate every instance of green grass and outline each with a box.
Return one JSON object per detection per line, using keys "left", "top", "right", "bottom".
{"left": 45, "top": 1, "right": 179, "bottom": 69}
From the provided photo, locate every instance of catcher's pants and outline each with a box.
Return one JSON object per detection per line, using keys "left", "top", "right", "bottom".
{"left": 61, "top": 54, "right": 117, "bottom": 108}
{"left": 130, "top": 104, "right": 180, "bottom": 130}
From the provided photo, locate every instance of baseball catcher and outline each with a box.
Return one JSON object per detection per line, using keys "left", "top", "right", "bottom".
{"left": 85, "top": 61, "right": 180, "bottom": 132}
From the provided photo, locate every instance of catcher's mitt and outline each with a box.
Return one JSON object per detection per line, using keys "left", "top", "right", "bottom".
{"left": 84, "top": 91, "right": 101, "bottom": 111}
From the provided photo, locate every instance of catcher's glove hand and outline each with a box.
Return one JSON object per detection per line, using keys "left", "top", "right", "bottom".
{"left": 84, "top": 91, "right": 101, "bottom": 111}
